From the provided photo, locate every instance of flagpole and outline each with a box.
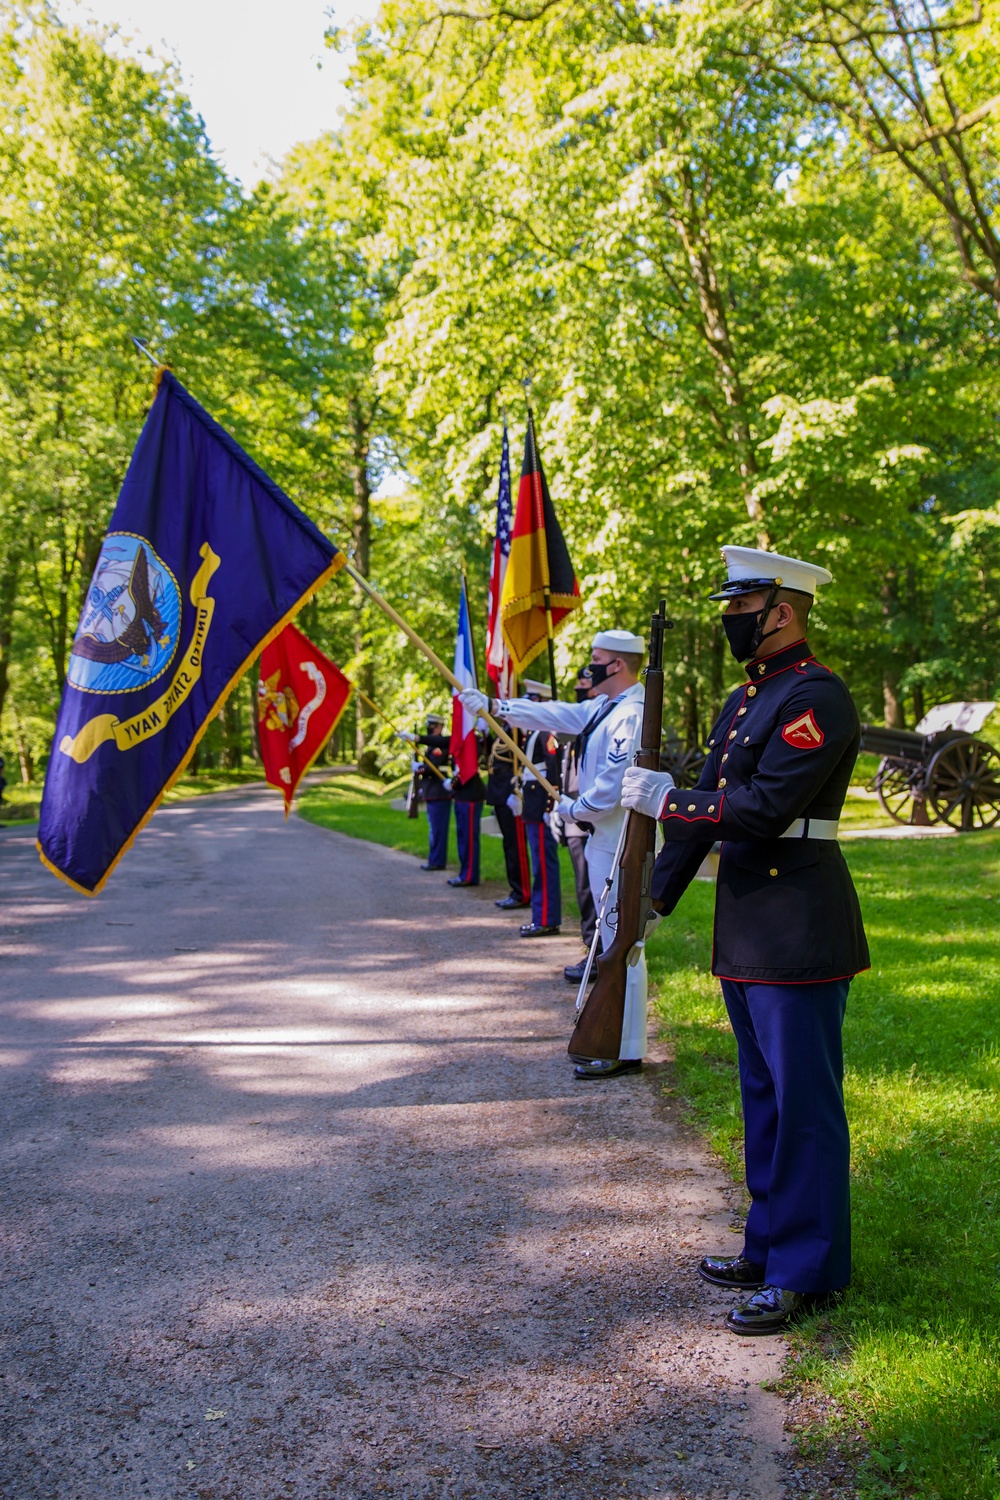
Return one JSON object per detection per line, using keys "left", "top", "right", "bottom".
{"left": 343, "top": 561, "right": 559, "bottom": 798}
{"left": 461, "top": 566, "right": 479, "bottom": 692}
{"left": 350, "top": 682, "right": 448, "bottom": 782}
{"left": 524, "top": 396, "right": 559, "bottom": 701}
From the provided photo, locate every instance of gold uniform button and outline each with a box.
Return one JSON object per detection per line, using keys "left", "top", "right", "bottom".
{"left": 687, "top": 803, "right": 696, "bottom": 811}
{"left": 728, "top": 730, "right": 737, "bottom": 739}
{"left": 769, "top": 867, "right": 778, "bottom": 877}
{"left": 747, "top": 686, "right": 757, "bottom": 697}
{"left": 708, "top": 804, "right": 715, "bottom": 812}
{"left": 738, "top": 707, "right": 747, "bottom": 716}
{"left": 721, "top": 753, "right": 728, "bottom": 762}
{"left": 708, "top": 739, "right": 715, "bottom": 747}
{"left": 668, "top": 802, "right": 677, "bottom": 811}
{"left": 718, "top": 778, "right": 727, "bottom": 787}
{"left": 744, "top": 735, "right": 750, "bottom": 743}
{"left": 758, "top": 664, "right": 766, "bottom": 675}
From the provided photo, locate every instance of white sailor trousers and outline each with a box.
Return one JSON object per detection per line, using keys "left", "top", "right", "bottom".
{"left": 584, "top": 839, "right": 648, "bottom": 1061}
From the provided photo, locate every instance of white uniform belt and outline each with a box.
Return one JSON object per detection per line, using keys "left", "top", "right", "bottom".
{"left": 780, "top": 816, "right": 839, "bottom": 840}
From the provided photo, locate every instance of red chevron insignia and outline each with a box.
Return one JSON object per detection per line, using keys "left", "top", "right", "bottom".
{"left": 781, "top": 709, "right": 825, "bottom": 749}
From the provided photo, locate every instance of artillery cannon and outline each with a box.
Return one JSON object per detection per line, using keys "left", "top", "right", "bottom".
{"left": 861, "top": 701, "right": 1000, "bottom": 832}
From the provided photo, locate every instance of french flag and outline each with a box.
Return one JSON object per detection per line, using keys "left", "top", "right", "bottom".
{"left": 450, "top": 576, "right": 480, "bottom": 784}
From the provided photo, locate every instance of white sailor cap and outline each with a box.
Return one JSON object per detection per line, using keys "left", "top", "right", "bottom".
{"left": 522, "top": 678, "right": 553, "bottom": 699}
{"left": 708, "top": 546, "right": 833, "bottom": 601}
{"left": 592, "top": 628, "right": 646, "bottom": 655}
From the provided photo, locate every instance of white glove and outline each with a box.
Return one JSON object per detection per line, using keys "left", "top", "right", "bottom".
{"left": 549, "top": 810, "right": 564, "bottom": 840}
{"left": 459, "top": 688, "right": 491, "bottom": 716}
{"left": 506, "top": 789, "right": 523, "bottom": 816}
{"left": 399, "top": 731, "right": 417, "bottom": 743}
{"left": 556, "top": 793, "right": 576, "bottom": 821}
{"left": 620, "top": 765, "right": 675, "bottom": 819}
{"left": 410, "top": 758, "right": 422, "bottom": 773}
{"left": 442, "top": 777, "right": 454, "bottom": 792}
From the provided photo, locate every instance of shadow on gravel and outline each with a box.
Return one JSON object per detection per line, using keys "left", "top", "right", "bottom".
{"left": 0, "top": 804, "right": 780, "bottom": 1500}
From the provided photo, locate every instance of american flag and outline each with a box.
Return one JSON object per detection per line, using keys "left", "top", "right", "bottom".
{"left": 485, "top": 419, "right": 515, "bottom": 696}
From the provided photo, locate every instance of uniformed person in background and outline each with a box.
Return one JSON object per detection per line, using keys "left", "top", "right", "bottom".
{"left": 551, "top": 667, "right": 599, "bottom": 981}
{"left": 405, "top": 712, "right": 453, "bottom": 871}
{"left": 449, "top": 733, "right": 486, "bottom": 887}
{"left": 461, "top": 628, "right": 648, "bottom": 1079}
{"left": 621, "top": 547, "right": 869, "bottom": 1334}
{"left": 485, "top": 729, "right": 531, "bottom": 911}
{"left": 516, "top": 680, "right": 563, "bottom": 937}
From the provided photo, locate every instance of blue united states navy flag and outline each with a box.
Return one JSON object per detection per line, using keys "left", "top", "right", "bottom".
{"left": 38, "top": 369, "right": 344, "bottom": 894}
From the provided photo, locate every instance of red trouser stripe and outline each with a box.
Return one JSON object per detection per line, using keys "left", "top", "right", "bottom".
{"left": 516, "top": 817, "right": 530, "bottom": 894}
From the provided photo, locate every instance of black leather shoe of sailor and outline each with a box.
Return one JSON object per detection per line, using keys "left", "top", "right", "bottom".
{"left": 495, "top": 895, "right": 530, "bottom": 909}
{"left": 572, "top": 1058, "right": 642, "bottom": 1081}
{"left": 519, "top": 923, "right": 560, "bottom": 937}
{"left": 725, "top": 1284, "right": 840, "bottom": 1336}
{"left": 563, "top": 957, "right": 598, "bottom": 984}
{"left": 698, "top": 1254, "right": 766, "bottom": 1291}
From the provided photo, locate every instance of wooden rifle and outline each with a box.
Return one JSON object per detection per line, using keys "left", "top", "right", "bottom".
{"left": 568, "top": 601, "right": 672, "bottom": 1062}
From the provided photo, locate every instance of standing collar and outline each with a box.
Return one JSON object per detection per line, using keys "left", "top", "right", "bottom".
{"left": 744, "top": 639, "right": 813, "bottom": 683}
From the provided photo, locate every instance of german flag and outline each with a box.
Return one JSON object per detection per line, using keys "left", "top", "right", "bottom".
{"left": 499, "top": 408, "right": 580, "bottom": 676}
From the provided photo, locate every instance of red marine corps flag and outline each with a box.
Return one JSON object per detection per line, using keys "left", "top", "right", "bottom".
{"left": 257, "top": 623, "right": 351, "bottom": 814}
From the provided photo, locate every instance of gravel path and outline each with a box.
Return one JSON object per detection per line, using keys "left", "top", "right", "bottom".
{"left": 0, "top": 790, "right": 791, "bottom": 1499}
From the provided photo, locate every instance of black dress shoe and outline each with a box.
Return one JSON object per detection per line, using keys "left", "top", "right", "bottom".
{"left": 725, "top": 1284, "right": 841, "bottom": 1336}
{"left": 420, "top": 863, "right": 446, "bottom": 871}
{"left": 698, "top": 1255, "right": 766, "bottom": 1290}
{"left": 519, "top": 923, "right": 560, "bottom": 937}
{"left": 495, "top": 895, "right": 530, "bottom": 909}
{"left": 447, "top": 876, "right": 479, "bottom": 886}
{"left": 564, "top": 958, "right": 598, "bottom": 984}
{"left": 572, "top": 1057, "right": 642, "bottom": 1080}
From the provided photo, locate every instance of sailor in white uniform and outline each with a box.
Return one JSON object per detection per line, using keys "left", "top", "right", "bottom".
{"left": 460, "top": 628, "right": 657, "bottom": 1079}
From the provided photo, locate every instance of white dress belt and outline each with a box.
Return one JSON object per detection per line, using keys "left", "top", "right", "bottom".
{"left": 780, "top": 816, "right": 840, "bottom": 840}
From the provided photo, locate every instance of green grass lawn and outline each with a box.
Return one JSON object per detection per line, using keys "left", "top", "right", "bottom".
{"left": 649, "top": 831, "right": 1000, "bottom": 1500}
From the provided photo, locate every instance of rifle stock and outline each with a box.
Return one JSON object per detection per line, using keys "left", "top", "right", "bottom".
{"left": 568, "top": 602, "right": 671, "bottom": 1062}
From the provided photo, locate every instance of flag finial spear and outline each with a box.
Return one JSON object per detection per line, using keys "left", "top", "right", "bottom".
{"left": 131, "top": 335, "right": 161, "bottom": 368}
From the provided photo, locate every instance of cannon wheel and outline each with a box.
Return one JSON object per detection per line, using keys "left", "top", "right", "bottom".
{"left": 660, "top": 745, "right": 708, "bottom": 790}
{"left": 874, "top": 757, "right": 921, "bottom": 824}
{"left": 927, "top": 736, "right": 1000, "bottom": 832}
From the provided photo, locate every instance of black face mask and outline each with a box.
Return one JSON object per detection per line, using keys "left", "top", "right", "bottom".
{"left": 722, "top": 598, "right": 785, "bottom": 662}
{"left": 587, "top": 659, "right": 618, "bottom": 689}
{"left": 722, "top": 611, "right": 763, "bottom": 662}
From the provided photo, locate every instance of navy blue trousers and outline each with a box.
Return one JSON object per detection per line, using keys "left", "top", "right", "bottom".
{"left": 525, "top": 819, "right": 561, "bottom": 929}
{"left": 720, "top": 977, "right": 852, "bottom": 1294}
{"left": 425, "top": 799, "right": 451, "bottom": 869}
{"left": 492, "top": 800, "right": 530, "bottom": 902}
{"left": 454, "top": 801, "right": 482, "bottom": 885}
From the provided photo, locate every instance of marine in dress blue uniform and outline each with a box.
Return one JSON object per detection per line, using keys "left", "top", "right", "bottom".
{"left": 517, "top": 681, "right": 563, "bottom": 935}
{"left": 449, "top": 740, "right": 486, "bottom": 887}
{"left": 622, "top": 547, "right": 869, "bottom": 1335}
{"left": 485, "top": 732, "right": 531, "bottom": 909}
{"left": 414, "top": 714, "right": 453, "bottom": 870}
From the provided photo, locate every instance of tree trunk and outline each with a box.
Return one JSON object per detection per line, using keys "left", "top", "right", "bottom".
{"left": 911, "top": 683, "right": 925, "bottom": 726}
{"left": 0, "top": 552, "right": 20, "bottom": 734}
{"left": 350, "top": 395, "right": 378, "bottom": 776}
{"left": 666, "top": 167, "right": 769, "bottom": 546}
{"left": 882, "top": 670, "right": 904, "bottom": 729}
{"left": 881, "top": 571, "right": 905, "bottom": 727}
{"left": 248, "top": 666, "right": 262, "bottom": 764}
